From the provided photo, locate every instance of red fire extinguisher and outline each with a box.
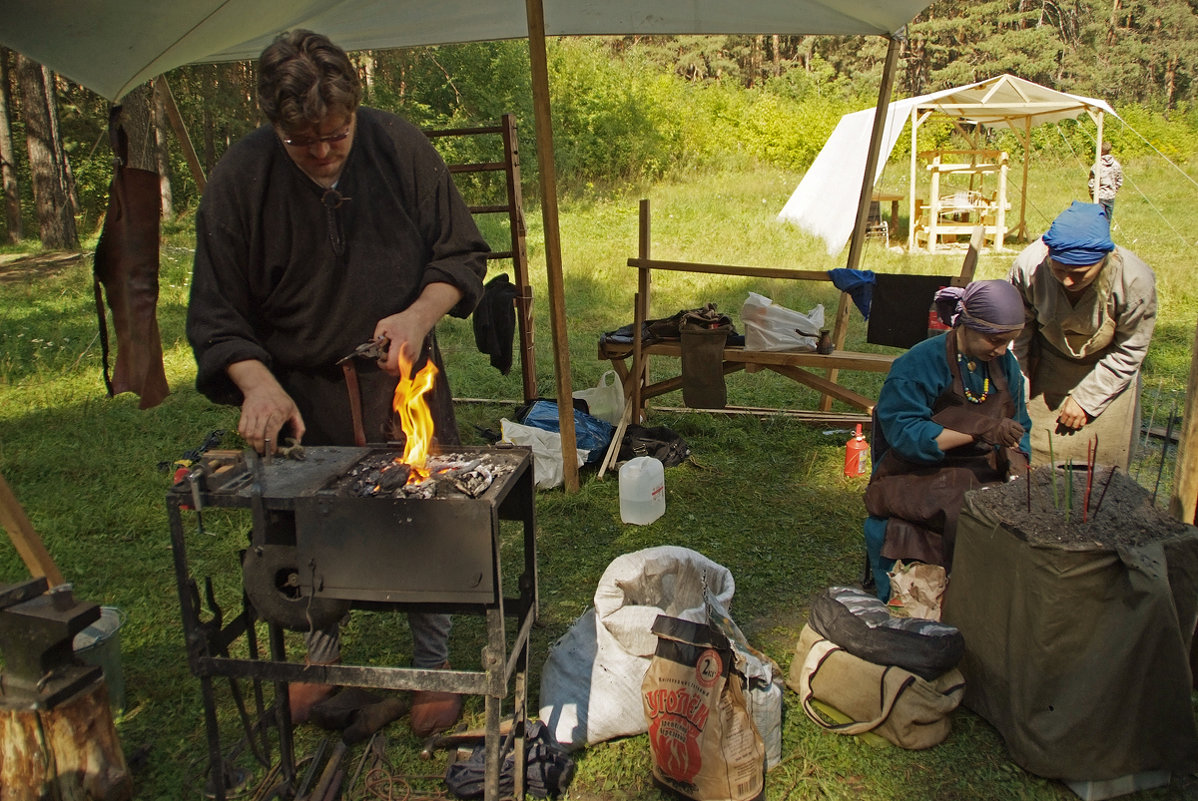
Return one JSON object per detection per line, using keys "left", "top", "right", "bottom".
{"left": 844, "top": 423, "right": 869, "bottom": 477}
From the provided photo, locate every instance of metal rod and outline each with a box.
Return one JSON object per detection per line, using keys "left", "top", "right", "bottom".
{"left": 1153, "top": 401, "right": 1177, "bottom": 504}
{"left": 1094, "top": 465, "right": 1118, "bottom": 518}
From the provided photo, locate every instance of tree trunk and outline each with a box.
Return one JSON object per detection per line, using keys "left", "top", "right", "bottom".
{"left": 43, "top": 64, "right": 79, "bottom": 219}
{"left": 117, "top": 83, "right": 155, "bottom": 172}
{"left": 1166, "top": 55, "right": 1178, "bottom": 110}
{"left": 772, "top": 34, "right": 782, "bottom": 77}
{"left": 749, "top": 35, "right": 764, "bottom": 87}
{"left": 0, "top": 48, "right": 21, "bottom": 244}
{"left": 0, "top": 677, "right": 133, "bottom": 801}
{"left": 14, "top": 53, "right": 76, "bottom": 250}
{"left": 152, "top": 81, "right": 174, "bottom": 220}
{"left": 202, "top": 67, "right": 216, "bottom": 170}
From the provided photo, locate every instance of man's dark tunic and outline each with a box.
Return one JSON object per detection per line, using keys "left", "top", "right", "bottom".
{"left": 188, "top": 107, "right": 488, "bottom": 445}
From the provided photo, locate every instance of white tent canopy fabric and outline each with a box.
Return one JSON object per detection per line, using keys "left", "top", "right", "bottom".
{"left": 778, "top": 74, "right": 1116, "bottom": 255}
{"left": 1, "top": 0, "right": 930, "bottom": 103}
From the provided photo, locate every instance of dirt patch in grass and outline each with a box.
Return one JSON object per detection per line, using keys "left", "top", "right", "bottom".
{"left": 969, "top": 464, "right": 1193, "bottom": 547}
{"left": 0, "top": 251, "right": 84, "bottom": 283}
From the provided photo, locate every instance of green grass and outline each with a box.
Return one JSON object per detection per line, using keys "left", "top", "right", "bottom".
{"left": 1, "top": 161, "right": 1196, "bottom": 800}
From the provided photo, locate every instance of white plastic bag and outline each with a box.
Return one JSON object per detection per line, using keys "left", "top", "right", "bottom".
{"left": 539, "top": 546, "right": 735, "bottom": 750}
{"left": 572, "top": 370, "right": 625, "bottom": 424}
{"left": 500, "top": 418, "right": 586, "bottom": 489}
{"left": 741, "top": 291, "right": 825, "bottom": 352}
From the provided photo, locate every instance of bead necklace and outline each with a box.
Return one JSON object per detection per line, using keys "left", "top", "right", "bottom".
{"left": 958, "top": 353, "right": 991, "bottom": 404}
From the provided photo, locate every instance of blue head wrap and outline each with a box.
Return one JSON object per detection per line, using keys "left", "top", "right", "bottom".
{"left": 1042, "top": 201, "right": 1115, "bottom": 266}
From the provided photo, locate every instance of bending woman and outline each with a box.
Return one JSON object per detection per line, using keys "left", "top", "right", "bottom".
{"left": 864, "top": 279, "right": 1032, "bottom": 600}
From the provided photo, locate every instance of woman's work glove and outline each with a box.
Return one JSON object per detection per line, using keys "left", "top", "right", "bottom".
{"left": 934, "top": 404, "right": 1024, "bottom": 448}
{"left": 978, "top": 417, "right": 1025, "bottom": 448}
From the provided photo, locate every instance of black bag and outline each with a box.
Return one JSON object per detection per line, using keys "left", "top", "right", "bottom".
{"left": 617, "top": 425, "right": 691, "bottom": 467}
{"left": 808, "top": 586, "right": 964, "bottom": 680}
{"left": 444, "top": 720, "right": 576, "bottom": 799}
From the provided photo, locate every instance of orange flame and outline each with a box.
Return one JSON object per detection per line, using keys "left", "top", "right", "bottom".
{"left": 393, "top": 354, "right": 439, "bottom": 483}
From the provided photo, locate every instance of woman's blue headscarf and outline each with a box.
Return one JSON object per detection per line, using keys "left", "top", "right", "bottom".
{"left": 1042, "top": 201, "right": 1115, "bottom": 266}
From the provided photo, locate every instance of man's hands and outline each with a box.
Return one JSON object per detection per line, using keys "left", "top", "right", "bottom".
{"left": 373, "top": 283, "right": 463, "bottom": 376}
{"left": 373, "top": 309, "right": 430, "bottom": 376}
{"left": 227, "top": 360, "right": 306, "bottom": 455}
{"left": 1055, "top": 395, "right": 1091, "bottom": 432}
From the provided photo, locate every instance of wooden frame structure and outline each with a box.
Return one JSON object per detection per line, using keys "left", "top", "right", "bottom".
{"left": 598, "top": 205, "right": 987, "bottom": 448}
{"left": 599, "top": 199, "right": 897, "bottom": 428}
{"left": 912, "top": 149, "right": 1010, "bottom": 253}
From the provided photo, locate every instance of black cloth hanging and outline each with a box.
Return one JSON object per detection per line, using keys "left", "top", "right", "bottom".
{"left": 866, "top": 273, "right": 956, "bottom": 350}
{"left": 472, "top": 272, "right": 520, "bottom": 374}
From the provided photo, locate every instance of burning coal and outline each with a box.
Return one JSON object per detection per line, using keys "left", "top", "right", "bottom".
{"left": 337, "top": 451, "right": 518, "bottom": 499}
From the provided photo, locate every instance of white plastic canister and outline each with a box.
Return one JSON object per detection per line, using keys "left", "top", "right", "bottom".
{"left": 619, "top": 456, "right": 666, "bottom": 525}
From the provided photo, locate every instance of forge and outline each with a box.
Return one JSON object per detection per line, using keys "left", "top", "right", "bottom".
{"left": 167, "top": 442, "right": 537, "bottom": 801}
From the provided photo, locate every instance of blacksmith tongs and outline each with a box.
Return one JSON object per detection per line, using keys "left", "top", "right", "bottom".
{"left": 337, "top": 336, "right": 390, "bottom": 447}
{"left": 336, "top": 336, "right": 390, "bottom": 366}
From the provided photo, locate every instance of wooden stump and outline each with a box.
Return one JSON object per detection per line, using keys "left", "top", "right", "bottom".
{"left": 0, "top": 677, "right": 132, "bottom": 801}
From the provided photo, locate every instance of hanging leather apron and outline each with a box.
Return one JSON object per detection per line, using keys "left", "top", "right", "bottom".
{"left": 1026, "top": 263, "right": 1137, "bottom": 469}
{"left": 865, "top": 334, "right": 1017, "bottom": 570}
{"left": 93, "top": 106, "right": 169, "bottom": 409}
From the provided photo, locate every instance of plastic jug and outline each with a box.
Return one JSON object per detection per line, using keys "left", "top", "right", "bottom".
{"left": 619, "top": 456, "right": 666, "bottom": 524}
{"left": 844, "top": 423, "right": 870, "bottom": 477}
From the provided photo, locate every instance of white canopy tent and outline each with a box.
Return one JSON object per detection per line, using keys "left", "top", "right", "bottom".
{"left": 0, "top": 0, "right": 932, "bottom": 490}
{"left": 778, "top": 74, "right": 1116, "bottom": 255}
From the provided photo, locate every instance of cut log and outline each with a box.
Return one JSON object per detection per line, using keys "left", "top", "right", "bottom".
{"left": 0, "top": 677, "right": 132, "bottom": 801}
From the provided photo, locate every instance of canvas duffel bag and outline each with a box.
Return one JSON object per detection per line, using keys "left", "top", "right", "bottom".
{"left": 787, "top": 624, "right": 965, "bottom": 750}
{"left": 808, "top": 585, "right": 963, "bottom": 679}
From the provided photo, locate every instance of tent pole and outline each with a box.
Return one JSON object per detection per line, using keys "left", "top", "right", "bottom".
{"left": 1169, "top": 317, "right": 1198, "bottom": 525}
{"left": 824, "top": 32, "right": 899, "bottom": 412}
{"left": 845, "top": 31, "right": 901, "bottom": 272}
{"left": 153, "top": 75, "right": 205, "bottom": 192}
{"left": 908, "top": 106, "right": 918, "bottom": 251}
{"left": 1018, "top": 117, "right": 1031, "bottom": 241}
{"left": 1093, "top": 110, "right": 1105, "bottom": 204}
{"left": 524, "top": 0, "right": 579, "bottom": 492}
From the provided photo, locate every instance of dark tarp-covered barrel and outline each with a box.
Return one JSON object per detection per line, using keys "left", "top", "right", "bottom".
{"left": 944, "top": 491, "right": 1198, "bottom": 781}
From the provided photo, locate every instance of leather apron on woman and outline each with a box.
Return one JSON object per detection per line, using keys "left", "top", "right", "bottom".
{"left": 865, "top": 334, "right": 1018, "bottom": 571}
{"left": 1026, "top": 258, "right": 1137, "bottom": 469}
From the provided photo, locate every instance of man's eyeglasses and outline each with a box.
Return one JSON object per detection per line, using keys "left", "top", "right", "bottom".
{"left": 280, "top": 126, "right": 351, "bottom": 149}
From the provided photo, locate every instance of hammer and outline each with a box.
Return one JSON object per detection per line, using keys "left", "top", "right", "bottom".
{"left": 419, "top": 717, "right": 515, "bottom": 760}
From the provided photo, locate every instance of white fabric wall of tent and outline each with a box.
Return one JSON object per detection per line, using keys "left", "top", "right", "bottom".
{"left": 777, "top": 74, "right": 1116, "bottom": 256}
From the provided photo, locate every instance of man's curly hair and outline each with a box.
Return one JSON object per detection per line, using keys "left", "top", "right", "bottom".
{"left": 257, "top": 30, "right": 361, "bottom": 129}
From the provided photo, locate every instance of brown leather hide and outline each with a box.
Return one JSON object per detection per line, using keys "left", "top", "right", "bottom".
{"left": 93, "top": 124, "right": 168, "bottom": 410}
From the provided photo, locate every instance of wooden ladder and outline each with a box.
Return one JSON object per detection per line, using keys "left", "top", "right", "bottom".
{"left": 425, "top": 114, "right": 537, "bottom": 402}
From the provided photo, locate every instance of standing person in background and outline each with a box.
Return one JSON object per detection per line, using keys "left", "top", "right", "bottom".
{"left": 1007, "top": 201, "right": 1156, "bottom": 471}
{"left": 863, "top": 280, "right": 1031, "bottom": 601}
{"left": 187, "top": 29, "right": 489, "bottom": 733}
{"left": 1088, "top": 141, "right": 1124, "bottom": 221}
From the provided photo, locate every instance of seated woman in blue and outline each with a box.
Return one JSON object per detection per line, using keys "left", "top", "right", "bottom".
{"left": 864, "top": 279, "right": 1032, "bottom": 600}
